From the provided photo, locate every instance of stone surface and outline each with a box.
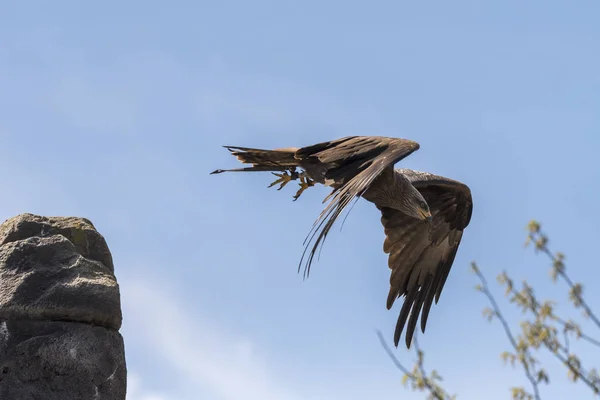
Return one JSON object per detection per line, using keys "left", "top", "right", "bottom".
{"left": 0, "top": 214, "right": 114, "bottom": 273}
{"left": 0, "top": 320, "right": 126, "bottom": 399}
{"left": 0, "top": 213, "right": 126, "bottom": 400}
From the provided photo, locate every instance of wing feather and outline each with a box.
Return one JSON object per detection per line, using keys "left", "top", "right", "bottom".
{"left": 379, "top": 170, "right": 472, "bottom": 348}
{"left": 297, "top": 137, "right": 420, "bottom": 278}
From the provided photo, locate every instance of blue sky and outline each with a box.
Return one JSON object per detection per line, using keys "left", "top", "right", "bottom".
{"left": 2, "top": 1, "right": 600, "bottom": 399}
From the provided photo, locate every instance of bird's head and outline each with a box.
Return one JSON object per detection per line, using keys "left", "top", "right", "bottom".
{"left": 404, "top": 186, "right": 432, "bottom": 222}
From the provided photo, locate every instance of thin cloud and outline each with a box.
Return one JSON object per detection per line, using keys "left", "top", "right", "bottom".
{"left": 121, "top": 278, "right": 311, "bottom": 400}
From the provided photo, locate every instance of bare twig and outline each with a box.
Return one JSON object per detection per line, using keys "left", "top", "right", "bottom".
{"left": 376, "top": 330, "right": 453, "bottom": 400}
{"left": 376, "top": 330, "right": 414, "bottom": 378}
{"left": 541, "top": 246, "right": 600, "bottom": 329}
{"left": 527, "top": 224, "right": 600, "bottom": 331}
{"left": 382, "top": 220, "right": 600, "bottom": 399}
{"left": 473, "top": 263, "right": 542, "bottom": 400}
{"left": 507, "top": 283, "right": 600, "bottom": 348}
{"left": 505, "top": 283, "right": 600, "bottom": 393}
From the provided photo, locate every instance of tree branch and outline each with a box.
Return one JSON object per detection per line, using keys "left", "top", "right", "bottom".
{"left": 527, "top": 222, "right": 600, "bottom": 331}
{"left": 472, "top": 263, "right": 542, "bottom": 400}
{"left": 376, "top": 330, "right": 453, "bottom": 400}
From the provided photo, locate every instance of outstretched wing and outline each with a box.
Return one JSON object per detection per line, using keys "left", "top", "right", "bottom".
{"left": 379, "top": 169, "right": 472, "bottom": 348}
{"left": 296, "top": 136, "right": 420, "bottom": 278}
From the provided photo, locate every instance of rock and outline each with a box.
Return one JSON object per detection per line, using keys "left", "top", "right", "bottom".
{"left": 0, "top": 213, "right": 126, "bottom": 400}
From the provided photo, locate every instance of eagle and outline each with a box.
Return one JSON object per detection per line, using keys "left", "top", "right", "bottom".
{"left": 211, "top": 136, "right": 473, "bottom": 348}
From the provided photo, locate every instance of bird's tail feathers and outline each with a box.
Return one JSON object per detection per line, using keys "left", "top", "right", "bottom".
{"left": 210, "top": 146, "right": 299, "bottom": 174}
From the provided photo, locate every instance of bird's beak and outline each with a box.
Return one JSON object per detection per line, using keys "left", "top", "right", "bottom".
{"left": 420, "top": 210, "right": 432, "bottom": 222}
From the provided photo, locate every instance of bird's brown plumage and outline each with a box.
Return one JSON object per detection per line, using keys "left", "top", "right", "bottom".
{"left": 211, "top": 136, "right": 473, "bottom": 348}
{"left": 291, "top": 136, "right": 421, "bottom": 278}
{"left": 379, "top": 169, "right": 472, "bottom": 347}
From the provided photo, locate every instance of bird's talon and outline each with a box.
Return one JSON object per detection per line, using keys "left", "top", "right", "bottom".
{"left": 293, "top": 175, "right": 315, "bottom": 201}
{"left": 268, "top": 171, "right": 293, "bottom": 190}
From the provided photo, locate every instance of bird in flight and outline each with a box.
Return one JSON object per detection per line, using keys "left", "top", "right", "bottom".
{"left": 211, "top": 136, "right": 473, "bottom": 348}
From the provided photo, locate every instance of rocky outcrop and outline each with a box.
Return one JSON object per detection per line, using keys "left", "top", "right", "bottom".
{"left": 0, "top": 213, "right": 126, "bottom": 399}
